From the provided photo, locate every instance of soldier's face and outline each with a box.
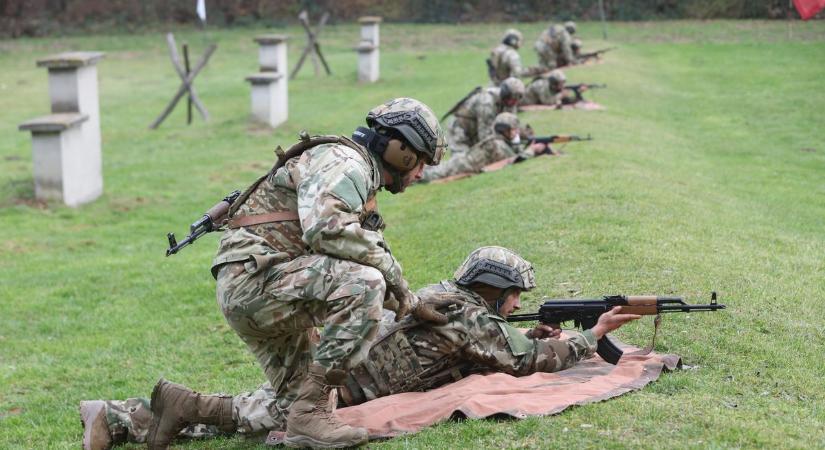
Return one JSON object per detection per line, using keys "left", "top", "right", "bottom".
{"left": 401, "top": 160, "right": 427, "bottom": 188}
{"left": 497, "top": 289, "right": 522, "bottom": 317}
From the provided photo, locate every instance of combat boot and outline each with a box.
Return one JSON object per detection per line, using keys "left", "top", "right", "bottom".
{"left": 284, "top": 364, "right": 368, "bottom": 448}
{"left": 146, "top": 378, "right": 234, "bottom": 450}
{"left": 80, "top": 400, "right": 113, "bottom": 450}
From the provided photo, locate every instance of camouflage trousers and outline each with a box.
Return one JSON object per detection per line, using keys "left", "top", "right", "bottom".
{"left": 422, "top": 140, "right": 512, "bottom": 181}
{"left": 100, "top": 385, "right": 280, "bottom": 444}
{"left": 216, "top": 254, "right": 385, "bottom": 416}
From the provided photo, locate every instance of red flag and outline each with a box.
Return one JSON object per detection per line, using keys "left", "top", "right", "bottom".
{"left": 793, "top": 0, "right": 825, "bottom": 20}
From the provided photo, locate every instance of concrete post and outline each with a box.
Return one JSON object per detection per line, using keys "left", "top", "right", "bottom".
{"left": 18, "top": 51, "right": 104, "bottom": 206}
{"left": 255, "top": 34, "right": 289, "bottom": 73}
{"left": 247, "top": 35, "right": 289, "bottom": 128}
{"left": 356, "top": 16, "right": 382, "bottom": 83}
{"left": 246, "top": 73, "right": 287, "bottom": 127}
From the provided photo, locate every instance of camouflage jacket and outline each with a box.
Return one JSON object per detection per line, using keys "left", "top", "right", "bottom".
{"left": 489, "top": 44, "right": 525, "bottom": 85}
{"left": 211, "top": 138, "right": 406, "bottom": 289}
{"left": 341, "top": 280, "right": 597, "bottom": 404}
{"left": 453, "top": 88, "right": 518, "bottom": 147}
{"left": 421, "top": 134, "right": 519, "bottom": 181}
{"left": 534, "top": 25, "right": 575, "bottom": 68}
{"left": 521, "top": 78, "right": 578, "bottom": 106}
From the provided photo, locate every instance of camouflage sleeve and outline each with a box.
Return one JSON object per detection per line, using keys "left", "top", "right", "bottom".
{"left": 504, "top": 49, "right": 526, "bottom": 78}
{"left": 297, "top": 148, "right": 403, "bottom": 287}
{"left": 475, "top": 97, "right": 497, "bottom": 143}
{"left": 458, "top": 306, "right": 597, "bottom": 376}
{"left": 560, "top": 33, "right": 575, "bottom": 65}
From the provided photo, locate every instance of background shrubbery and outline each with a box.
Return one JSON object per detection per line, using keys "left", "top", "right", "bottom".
{"left": 0, "top": 0, "right": 814, "bottom": 38}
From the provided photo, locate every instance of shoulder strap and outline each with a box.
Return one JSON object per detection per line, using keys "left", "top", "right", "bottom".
{"left": 228, "top": 133, "right": 357, "bottom": 217}
{"left": 441, "top": 86, "right": 482, "bottom": 121}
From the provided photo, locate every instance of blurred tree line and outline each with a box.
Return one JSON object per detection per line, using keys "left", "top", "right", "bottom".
{"left": 0, "top": 0, "right": 806, "bottom": 37}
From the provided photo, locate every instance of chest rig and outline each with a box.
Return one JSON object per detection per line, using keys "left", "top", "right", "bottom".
{"left": 226, "top": 132, "right": 383, "bottom": 258}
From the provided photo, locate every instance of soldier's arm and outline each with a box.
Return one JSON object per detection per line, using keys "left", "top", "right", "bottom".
{"left": 475, "top": 98, "right": 497, "bottom": 142}
{"left": 297, "top": 151, "right": 405, "bottom": 287}
{"left": 459, "top": 308, "right": 597, "bottom": 376}
{"left": 561, "top": 34, "right": 575, "bottom": 65}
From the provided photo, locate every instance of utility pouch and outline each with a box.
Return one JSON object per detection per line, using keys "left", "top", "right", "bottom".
{"left": 362, "top": 211, "right": 385, "bottom": 232}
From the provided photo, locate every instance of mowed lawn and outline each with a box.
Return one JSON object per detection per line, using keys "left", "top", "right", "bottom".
{"left": 1, "top": 20, "right": 824, "bottom": 449}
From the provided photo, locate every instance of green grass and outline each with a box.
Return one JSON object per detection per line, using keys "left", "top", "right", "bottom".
{"left": 1, "top": 20, "right": 824, "bottom": 449}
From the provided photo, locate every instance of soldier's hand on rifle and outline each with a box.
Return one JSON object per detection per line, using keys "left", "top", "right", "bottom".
{"left": 590, "top": 306, "right": 642, "bottom": 340}
{"left": 528, "top": 323, "right": 562, "bottom": 339}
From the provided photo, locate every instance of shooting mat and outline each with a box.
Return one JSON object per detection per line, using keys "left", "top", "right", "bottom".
{"left": 267, "top": 338, "right": 681, "bottom": 442}
{"left": 520, "top": 101, "right": 606, "bottom": 112}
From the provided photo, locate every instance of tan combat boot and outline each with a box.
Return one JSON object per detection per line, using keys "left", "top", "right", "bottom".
{"left": 284, "top": 364, "right": 368, "bottom": 448}
{"left": 80, "top": 400, "right": 113, "bottom": 450}
{"left": 146, "top": 378, "right": 234, "bottom": 450}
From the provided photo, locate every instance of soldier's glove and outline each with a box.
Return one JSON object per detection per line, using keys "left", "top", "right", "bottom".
{"left": 387, "top": 280, "right": 416, "bottom": 322}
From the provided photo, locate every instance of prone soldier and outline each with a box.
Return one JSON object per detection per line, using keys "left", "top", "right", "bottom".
{"left": 80, "top": 247, "right": 640, "bottom": 449}
{"left": 521, "top": 69, "right": 581, "bottom": 107}
{"left": 444, "top": 77, "right": 525, "bottom": 155}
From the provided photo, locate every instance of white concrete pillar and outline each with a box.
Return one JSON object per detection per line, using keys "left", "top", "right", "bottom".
{"left": 246, "top": 73, "right": 287, "bottom": 127}
{"left": 359, "top": 16, "right": 381, "bottom": 46}
{"left": 19, "top": 114, "right": 96, "bottom": 206}
{"left": 356, "top": 16, "right": 382, "bottom": 83}
{"left": 254, "top": 34, "right": 289, "bottom": 73}
{"left": 18, "top": 51, "right": 104, "bottom": 206}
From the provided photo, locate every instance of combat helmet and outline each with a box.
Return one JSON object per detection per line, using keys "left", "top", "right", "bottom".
{"left": 366, "top": 97, "right": 446, "bottom": 166}
{"left": 564, "top": 21, "right": 577, "bottom": 35}
{"left": 454, "top": 246, "right": 536, "bottom": 291}
{"left": 502, "top": 29, "right": 523, "bottom": 49}
{"left": 571, "top": 38, "right": 582, "bottom": 53}
{"left": 499, "top": 77, "right": 526, "bottom": 105}
{"left": 493, "top": 112, "right": 520, "bottom": 136}
{"left": 547, "top": 69, "right": 566, "bottom": 90}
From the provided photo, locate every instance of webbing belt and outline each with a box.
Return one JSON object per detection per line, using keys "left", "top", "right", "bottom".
{"left": 227, "top": 211, "right": 300, "bottom": 229}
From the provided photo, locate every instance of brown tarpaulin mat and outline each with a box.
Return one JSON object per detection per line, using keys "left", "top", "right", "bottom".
{"left": 267, "top": 343, "right": 681, "bottom": 443}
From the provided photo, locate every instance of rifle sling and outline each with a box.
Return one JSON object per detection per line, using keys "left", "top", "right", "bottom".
{"left": 227, "top": 211, "right": 300, "bottom": 229}
{"left": 623, "top": 314, "right": 662, "bottom": 358}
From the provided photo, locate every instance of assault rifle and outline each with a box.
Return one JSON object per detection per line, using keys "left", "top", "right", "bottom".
{"left": 527, "top": 134, "right": 592, "bottom": 154}
{"left": 578, "top": 47, "right": 616, "bottom": 62}
{"left": 485, "top": 58, "right": 496, "bottom": 84}
{"left": 507, "top": 293, "right": 726, "bottom": 364}
{"left": 166, "top": 190, "right": 241, "bottom": 256}
{"left": 563, "top": 83, "right": 606, "bottom": 102}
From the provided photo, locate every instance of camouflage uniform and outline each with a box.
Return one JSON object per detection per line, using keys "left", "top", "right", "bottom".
{"left": 445, "top": 87, "right": 518, "bottom": 155}
{"left": 489, "top": 44, "right": 529, "bottom": 85}
{"left": 521, "top": 71, "right": 578, "bottom": 107}
{"left": 99, "top": 283, "right": 596, "bottom": 442}
{"left": 421, "top": 135, "right": 517, "bottom": 181}
{"left": 534, "top": 24, "right": 576, "bottom": 70}
{"left": 341, "top": 280, "right": 597, "bottom": 404}
{"left": 98, "top": 386, "right": 281, "bottom": 444}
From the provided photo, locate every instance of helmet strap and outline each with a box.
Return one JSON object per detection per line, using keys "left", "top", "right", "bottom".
{"left": 494, "top": 287, "right": 514, "bottom": 315}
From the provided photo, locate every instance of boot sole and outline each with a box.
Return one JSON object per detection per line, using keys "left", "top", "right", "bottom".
{"left": 79, "top": 400, "right": 112, "bottom": 450}
{"left": 284, "top": 434, "right": 367, "bottom": 449}
{"left": 146, "top": 378, "right": 167, "bottom": 450}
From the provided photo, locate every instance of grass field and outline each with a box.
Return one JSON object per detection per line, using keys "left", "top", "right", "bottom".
{"left": 1, "top": 20, "right": 825, "bottom": 449}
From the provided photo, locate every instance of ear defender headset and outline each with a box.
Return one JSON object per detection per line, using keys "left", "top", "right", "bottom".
{"left": 352, "top": 126, "right": 421, "bottom": 172}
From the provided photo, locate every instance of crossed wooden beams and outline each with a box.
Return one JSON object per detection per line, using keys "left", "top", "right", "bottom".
{"left": 290, "top": 10, "right": 332, "bottom": 79}
{"left": 149, "top": 33, "right": 217, "bottom": 129}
